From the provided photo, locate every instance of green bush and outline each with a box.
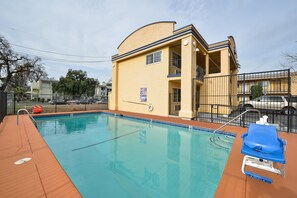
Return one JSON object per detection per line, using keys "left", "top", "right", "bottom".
{"left": 251, "top": 85, "right": 263, "bottom": 99}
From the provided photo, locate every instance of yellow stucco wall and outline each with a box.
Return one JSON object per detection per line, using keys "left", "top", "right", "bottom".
{"left": 110, "top": 22, "right": 238, "bottom": 118}
{"left": 118, "top": 22, "right": 175, "bottom": 55}
{"left": 179, "top": 36, "right": 197, "bottom": 118}
{"left": 116, "top": 47, "right": 170, "bottom": 116}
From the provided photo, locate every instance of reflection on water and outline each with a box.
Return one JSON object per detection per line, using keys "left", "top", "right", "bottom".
{"left": 36, "top": 113, "right": 233, "bottom": 198}
{"left": 36, "top": 114, "right": 100, "bottom": 136}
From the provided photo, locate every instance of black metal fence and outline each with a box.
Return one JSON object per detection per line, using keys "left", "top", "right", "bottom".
{"left": 0, "top": 92, "right": 109, "bottom": 118}
{"left": 0, "top": 91, "right": 7, "bottom": 122}
{"left": 195, "top": 69, "right": 297, "bottom": 132}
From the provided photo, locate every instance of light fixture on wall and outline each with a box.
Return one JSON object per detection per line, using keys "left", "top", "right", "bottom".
{"left": 195, "top": 48, "right": 200, "bottom": 52}
{"left": 183, "top": 40, "right": 189, "bottom": 46}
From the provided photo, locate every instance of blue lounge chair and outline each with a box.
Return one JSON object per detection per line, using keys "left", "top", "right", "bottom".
{"left": 241, "top": 124, "right": 286, "bottom": 184}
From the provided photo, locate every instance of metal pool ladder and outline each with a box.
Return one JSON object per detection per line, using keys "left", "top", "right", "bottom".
{"left": 210, "top": 109, "right": 261, "bottom": 149}
{"left": 17, "top": 109, "right": 37, "bottom": 127}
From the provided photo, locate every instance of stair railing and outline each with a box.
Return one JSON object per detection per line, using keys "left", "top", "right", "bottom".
{"left": 212, "top": 109, "right": 261, "bottom": 136}
{"left": 17, "top": 109, "right": 37, "bottom": 126}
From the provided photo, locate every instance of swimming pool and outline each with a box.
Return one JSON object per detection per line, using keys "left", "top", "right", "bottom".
{"left": 35, "top": 113, "right": 234, "bottom": 198}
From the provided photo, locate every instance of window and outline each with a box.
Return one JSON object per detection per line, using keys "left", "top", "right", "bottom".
{"left": 258, "top": 81, "right": 269, "bottom": 87}
{"left": 146, "top": 51, "right": 162, "bottom": 64}
{"left": 173, "top": 53, "right": 181, "bottom": 68}
{"left": 175, "top": 105, "right": 181, "bottom": 111}
{"left": 146, "top": 54, "right": 153, "bottom": 64}
{"left": 285, "top": 96, "right": 297, "bottom": 102}
{"left": 243, "top": 82, "right": 249, "bottom": 92}
{"left": 173, "top": 88, "right": 181, "bottom": 102}
{"left": 269, "top": 96, "right": 283, "bottom": 102}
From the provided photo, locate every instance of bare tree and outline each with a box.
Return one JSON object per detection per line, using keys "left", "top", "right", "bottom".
{"left": 0, "top": 34, "right": 47, "bottom": 91}
{"left": 280, "top": 52, "right": 297, "bottom": 71}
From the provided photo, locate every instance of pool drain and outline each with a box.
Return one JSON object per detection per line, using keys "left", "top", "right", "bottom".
{"left": 14, "top": 158, "right": 32, "bottom": 165}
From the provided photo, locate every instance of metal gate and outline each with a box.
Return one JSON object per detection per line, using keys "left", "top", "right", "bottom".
{"left": 195, "top": 69, "right": 296, "bottom": 132}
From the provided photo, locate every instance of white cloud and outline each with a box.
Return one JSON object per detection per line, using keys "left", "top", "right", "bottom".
{"left": 0, "top": 0, "right": 296, "bottom": 81}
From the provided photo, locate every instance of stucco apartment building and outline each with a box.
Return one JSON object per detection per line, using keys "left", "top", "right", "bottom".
{"left": 30, "top": 78, "right": 58, "bottom": 100}
{"left": 237, "top": 71, "right": 297, "bottom": 102}
{"left": 109, "top": 21, "right": 238, "bottom": 119}
{"left": 94, "top": 81, "right": 112, "bottom": 100}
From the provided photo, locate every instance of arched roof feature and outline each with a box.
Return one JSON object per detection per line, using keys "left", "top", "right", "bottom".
{"left": 118, "top": 21, "right": 176, "bottom": 54}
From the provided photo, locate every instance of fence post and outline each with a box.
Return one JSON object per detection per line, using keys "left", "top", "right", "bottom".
{"left": 3, "top": 92, "right": 7, "bottom": 119}
{"left": 216, "top": 105, "right": 219, "bottom": 119}
{"left": 55, "top": 103, "right": 57, "bottom": 113}
{"left": 239, "top": 107, "right": 242, "bottom": 126}
{"left": 287, "top": 69, "right": 291, "bottom": 133}
{"left": 0, "top": 90, "right": 3, "bottom": 122}
{"left": 211, "top": 104, "right": 213, "bottom": 123}
{"left": 13, "top": 94, "right": 16, "bottom": 114}
{"left": 242, "top": 73, "right": 246, "bottom": 127}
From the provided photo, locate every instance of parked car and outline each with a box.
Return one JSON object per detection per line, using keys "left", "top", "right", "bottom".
{"left": 239, "top": 95, "right": 297, "bottom": 115}
{"left": 79, "top": 99, "right": 91, "bottom": 104}
{"left": 79, "top": 98, "right": 99, "bottom": 104}
{"left": 49, "top": 100, "right": 67, "bottom": 105}
{"left": 96, "top": 98, "right": 108, "bottom": 104}
{"left": 66, "top": 100, "right": 80, "bottom": 104}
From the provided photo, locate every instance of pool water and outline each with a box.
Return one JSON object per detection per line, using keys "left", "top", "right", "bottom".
{"left": 35, "top": 113, "right": 234, "bottom": 198}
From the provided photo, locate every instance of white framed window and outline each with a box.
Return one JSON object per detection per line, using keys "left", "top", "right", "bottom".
{"left": 146, "top": 51, "right": 162, "bottom": 65}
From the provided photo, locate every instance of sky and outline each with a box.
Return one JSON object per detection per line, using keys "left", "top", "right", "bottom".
{"left": 0, "top": 0, "right": 297, "bottom": 82}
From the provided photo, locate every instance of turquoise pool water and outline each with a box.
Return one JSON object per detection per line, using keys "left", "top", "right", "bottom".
{"left": 35, "top": 113, "right": 234, "bottom": 198}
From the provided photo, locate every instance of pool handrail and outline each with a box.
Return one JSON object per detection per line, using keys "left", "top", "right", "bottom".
{"left": 212, "top": 109, "right": 261, "bottom": 136}
{"left": 17, "top": 109, "right": 37, "bottom": 126}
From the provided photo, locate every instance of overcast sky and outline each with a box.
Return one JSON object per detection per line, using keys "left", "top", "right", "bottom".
{"left": 0, "top": 0, "right": 296, "bottom": 82}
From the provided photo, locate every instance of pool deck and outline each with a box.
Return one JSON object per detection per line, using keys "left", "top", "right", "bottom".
{"left": 0, "top": 110, "right": 296, "bottom": 197}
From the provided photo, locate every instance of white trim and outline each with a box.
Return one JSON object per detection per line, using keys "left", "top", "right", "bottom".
{"left": 242, "top": 155, "right": 285, "bottom": 177}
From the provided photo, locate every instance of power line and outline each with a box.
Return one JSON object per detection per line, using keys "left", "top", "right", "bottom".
{"left": 1, "top": 24, "right": 111, "bottom": 58}
{"left": 16, "top": 51, "right": 111, "bottom": 64}
{"left": 11, "top": 43, "right": 110, "bottom": 59}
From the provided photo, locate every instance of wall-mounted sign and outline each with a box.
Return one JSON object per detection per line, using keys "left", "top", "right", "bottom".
{"left": 140, "top": 88, "right": 147, "bottom": 102}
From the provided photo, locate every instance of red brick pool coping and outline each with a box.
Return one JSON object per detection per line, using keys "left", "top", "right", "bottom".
{"left": 0, "top": 110, "right": 296, "bottom": 197}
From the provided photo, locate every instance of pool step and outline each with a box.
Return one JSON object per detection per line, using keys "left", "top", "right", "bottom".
{"left": 244, "top": 171, "right": 272, "bottom": 184}
{"left": 217, "top": 136, "right": 234, "bottom": 144}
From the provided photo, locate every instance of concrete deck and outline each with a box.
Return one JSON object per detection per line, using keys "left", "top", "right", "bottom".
{"left": 0, "top": 110, "right": 296, "bottom": 197}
